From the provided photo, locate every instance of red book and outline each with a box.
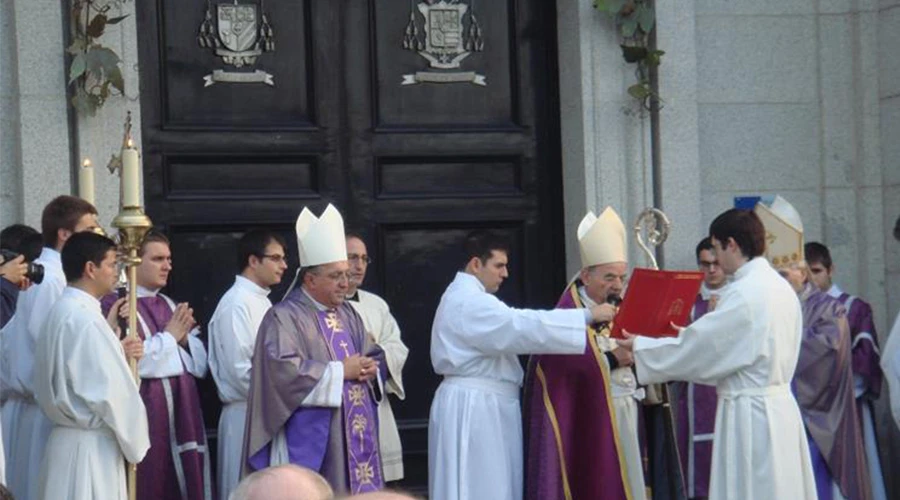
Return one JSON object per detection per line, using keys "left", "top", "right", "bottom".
{"left": 609, "top": 268, "right": 704, "bottom": 339}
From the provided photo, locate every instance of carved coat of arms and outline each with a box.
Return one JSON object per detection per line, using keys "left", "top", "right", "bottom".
{"left": 197, "top": 0, "right": 275, "bottom": 87}
{"left": 401, "top": 0, "right": 486, "bottom": 86}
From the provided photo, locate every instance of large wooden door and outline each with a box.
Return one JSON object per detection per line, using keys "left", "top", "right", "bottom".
{"left": 137, "top": 0, "right": 563, "bottom": 492}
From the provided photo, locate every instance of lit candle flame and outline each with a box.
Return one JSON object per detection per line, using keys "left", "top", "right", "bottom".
{"left": 127, "top": 139, "right": 134, "bottom": 148}
{"left": 82, "top": 158, "right": 92, "bottom": 168}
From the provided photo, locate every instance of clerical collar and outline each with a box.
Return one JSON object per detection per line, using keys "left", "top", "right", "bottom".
{"left": 577, "top": 286, "right": 599, "bottom": 308}
{"left": 137, "top": 285, "right": 161, "bottom": 298}
{"left": 301, "top": 287, "right": 330, "bottom": 311}
{"left": 235, "top": 275, "right": 271, "bottom": 297}
{"left": 65, "top": 286, "right": 101, "bottom": 311}
{"left": 457, "top": 272, "right": 486, "bottom": 293}
{"left": 826, "top": 283, "right": 843, "bottom": 299}
{"left": 699, "top": 282, "right": 727, "bottom": 301}
{"left": 346, "top": 290, "right": 360, "bottom": 302}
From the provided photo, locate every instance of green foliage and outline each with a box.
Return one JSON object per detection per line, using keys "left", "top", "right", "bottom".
{"left": 593, "top": 0, "right": 663, "bottom": 108}
{"left": 67, "top": 1, "right": 129, "bottom": 116}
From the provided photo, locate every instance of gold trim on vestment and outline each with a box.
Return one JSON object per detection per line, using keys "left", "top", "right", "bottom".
{"left": 535, "top": 364, "right": 573, "bottom": 500}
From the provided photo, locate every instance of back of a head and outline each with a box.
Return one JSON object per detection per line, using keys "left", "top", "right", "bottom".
{"left": 230, "top": 465, "right": 333, "bottom": 500}
{"left": 708, "top": 209, "right": 765, "bottom": 259}
{"left": 462, "top": 230, "right": 509, "bottom": 268}
{"left": 61, "top": 232, "right": 116, "bottom": 283}
{"left": 803, "top": 241, "right": 832, "bottom": 268}
{"left": 338, "top": 492, "right": 422, "bottom": 500}
{"left": 1, "top": 224, "right": 40, "bottom": 257}
{"left": 41, "top": 195, "right": 98, "bottom": 248}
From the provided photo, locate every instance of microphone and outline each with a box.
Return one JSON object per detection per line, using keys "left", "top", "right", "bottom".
{"left": 606, "top": 294, "right": 622, "bottom": 307}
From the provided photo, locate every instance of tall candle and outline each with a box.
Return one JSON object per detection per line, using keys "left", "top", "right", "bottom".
{"left": 122, "top": 141, "right": 141, "bottom": 207}
{"left": 79, "top": 158, "right": 95, "bottom": 205}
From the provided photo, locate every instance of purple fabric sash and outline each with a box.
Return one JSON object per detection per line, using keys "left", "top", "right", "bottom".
{"left": 315, "top": 310, "right": 383, "bottom": 493}
{"left": 101, "top": 293, "right": 213, "bottom": 500}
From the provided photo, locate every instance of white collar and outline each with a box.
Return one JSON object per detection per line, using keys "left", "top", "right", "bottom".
{"left": 37, "top": 247, "right": 62, "bottom": 266}
{"left": 137, "top": 285, "right": 161, "bottom": 298}
{"left": 64, "top": 286, "right": 101, "bottom": 312}
{"left": 456, "top": 272, "right": 486, "bottom": 293}
{"left": 827, "top": 283, "right": 843, "bottom": 299}
{"left": 235, "top": 275, "right": 271, "bottom": 297}
{"left": 301, "top": 287, "right": 331, "bottom": 311}
{"left": 699, "top": 282, "right": 727, "bottom": 300}
{"left": 576, "top": 285, "right": 599, "bottom": 308}
{"left": 733, "top": 256, "right": 766, "bottom": 281}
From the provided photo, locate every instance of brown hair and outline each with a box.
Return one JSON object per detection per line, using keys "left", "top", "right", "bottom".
{"left": 139, "top": 229, "right": 170, "bottom": 256}
{"left": 708, "top": 209, "right": 765, "bottom": 259}
{"left": 41, "top": 195, "right": 98, "bottom": 248}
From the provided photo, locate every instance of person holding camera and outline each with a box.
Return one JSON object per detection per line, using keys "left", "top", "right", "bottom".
{"left": 0, "top": 223, "right": 43, "bottom": 328}
{"left": 1, "top": 254, "right": 28, "bottom": 328}
{"left": 0, "top": 196, "right": 99, "bottom": 499}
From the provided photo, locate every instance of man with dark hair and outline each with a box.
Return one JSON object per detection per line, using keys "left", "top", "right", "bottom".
{"left": 345, "top": 233, "right": 408, "bottom": 483}
{"left": 804, "top": 240, "right": 886, "bottom": 499}
{"left": 208, "top": 229, "right": 288, "bottom": 499}
{"left": 1, "top": 195, "right": 99, "bottom": 498}
{"left": 672, "top": 236, "right": 728, "bottom": 499}
{"left": 620, "top": 207, "right": 816, "bottom": 499}
{"left": 429, "top": 230, "right": 616, "bottom": 500}
{"left": 34, "top": 231, "right": 148, "bottom": 500}
{"left": 243, "top": 205, "right": 386, "bottom": 495}
{"left": 102, "top": 229, "right": 212, "bottom": 500}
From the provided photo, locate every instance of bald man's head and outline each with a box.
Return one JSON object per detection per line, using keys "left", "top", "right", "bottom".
{"left": 229, "top": 465, "right": 333, "bottom": 500}
{"left": 338, "top": 492, "right": 421, "bottom": 500}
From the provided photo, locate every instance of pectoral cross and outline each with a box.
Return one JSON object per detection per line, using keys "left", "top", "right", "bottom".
{"left": 339, "top": 340, "right": 350, "bottom": 358}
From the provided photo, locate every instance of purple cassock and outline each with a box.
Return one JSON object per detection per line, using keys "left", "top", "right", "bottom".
{"left": 523, "top": 282, "right": 631, "bottom": 500}
{"left": 794, "top": 283, "right": 871, "bottom": 500}
{"left": 101, "top": 293, "right": 213, "bottom": 500}
{"left": 241, "top": 288, "right": 386, "bottom": 495}
{"left": 672, "top": 294, "right": 717, "bottom": 499}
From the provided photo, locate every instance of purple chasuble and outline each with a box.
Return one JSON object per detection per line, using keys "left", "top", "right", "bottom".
{"left": 101, "top": 293, "right": 213, "bottom": 500}
{"left": 835, "top": 292, "right": 883, "bottom": 399}
{"left": 672, "top": 294, "right": 717, "bottom": 499}
{"left": 523, "top": 282, "right": 630, "bottom": 500}
{"left": 793, "top": 284, "right": 871, "bottom": 500}
{"left": 242, "top": 289, "right": 386, "bottom": 495}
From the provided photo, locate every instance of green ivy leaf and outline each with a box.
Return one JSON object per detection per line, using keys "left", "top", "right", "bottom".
{"left": 627, "top": 83, "right": 651, "bottom": 100}
{"left": 620, "top": 16, "right": 639, "bottom": 38}
{"left": 106, "top": 15, "right": 129, "bottom": 25}
{"left": 69, "top": 53, "right": 87, "bottom": 84}
{"left": 66, "top": 39, "right": 87, "bottom": 55}
{"left": 107, "top": 66, "right": 124, "bottom": 94}
{"left": 85, "top": 46, "right": 120, "bottom": 75}
{"left": 636, "top": 3, "right": 655, "bottom": 33}
{"left": 86, "top": 13, "right": 107, "bottom": 39}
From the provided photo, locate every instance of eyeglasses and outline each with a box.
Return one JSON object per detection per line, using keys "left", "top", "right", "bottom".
{"left": 698, "top": 260, "right": 719, "bottom": 269}
{"left": 261, "top": 254, "right": 287, "bottom": 264}
{"left": 318, "top": 271, "right": 350, "bottom": 282}
{"left": 348, "top": 254, "right": 372, "bottom": 265}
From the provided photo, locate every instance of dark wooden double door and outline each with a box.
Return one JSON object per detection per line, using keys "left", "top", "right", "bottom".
{"left": 137, "top": 0, "right": 563, "bottom": 491}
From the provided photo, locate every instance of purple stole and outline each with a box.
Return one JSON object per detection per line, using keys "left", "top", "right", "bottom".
{"left": 524, "top": 283, "right": 630, "bottom": 500}
{"left": 673, "top": 295, "right": 718, "bottom": 498}
{"left": 315, "top": 310, "right": 383, "bottom": 493}
{"left": 835, "top": 292, "right": 883, "bottom": 398}
{"left": 101, "top": 294, "right": 213, "bottom": 500}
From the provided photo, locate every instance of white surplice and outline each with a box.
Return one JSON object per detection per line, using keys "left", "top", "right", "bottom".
{"left": 428, "top": 272, "right": 587, "bottom": 500}
{"left": 632, "top": 257, "right": 816, "bottom": 500}
{"left": 882, "top": 313, "right": 900, "bottom": 431}
{"left": 577, "top": 286, "right": 646, "bottom": 500}
{"left": 34, "top": 287, "right": 149, "bottom": 500}
{"left": 349, "top": 289, "right": 409, "bottom": 482}
{"left": 135, "top": 286, "right": 208, "bottom": 380}
{"left": 207, "top": 275, "right": 272, "bottom": 499}
{"left": 0, "top": 247, "right": 64, "bottom": 499}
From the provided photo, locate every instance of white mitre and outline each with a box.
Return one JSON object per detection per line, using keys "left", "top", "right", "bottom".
{"left": 295, "top": 203, "right": 348, "bottom": 267}
{"left": 754, "top": 195, "right": 804, "bottom": 268}
{"left": 577, "top": 207, "right": 627, "bottom": 268}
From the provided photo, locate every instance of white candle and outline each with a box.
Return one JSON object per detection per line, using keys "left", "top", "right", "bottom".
{"left": 79, "top": 158, "right": 95, "bottom": 205}
{"left": 122, "top": 141, "right": 141, "bottom": 207}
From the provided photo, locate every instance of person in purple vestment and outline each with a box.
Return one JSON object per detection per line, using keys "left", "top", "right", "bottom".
{"left": 806, "top": 241, "right": 887, "bottom": 499}
{"left": 102, "top": 230, "right": 213, "bottom": 500}
{"left": 671, "top": 237, "right": 727, "bottom": 500}
{"left": 242, "top": 204, "right": 387, "bottom": 495}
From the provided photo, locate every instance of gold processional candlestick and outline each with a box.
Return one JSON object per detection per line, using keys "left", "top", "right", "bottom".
{"left": 111, "top": 112, "right": 150, "bottom": 500}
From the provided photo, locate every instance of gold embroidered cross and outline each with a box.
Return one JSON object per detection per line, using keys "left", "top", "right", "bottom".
{"left": 355, "top": 462, "right": 374, "bottom": 485}
{"left": 325, "top": 312, "right": 344, "bottom": 332}
{"left": 349, "top": 385, "right": 365, "bottom": 407}
{"left": 339, "top": 340, "right": 350, "bottom": 358}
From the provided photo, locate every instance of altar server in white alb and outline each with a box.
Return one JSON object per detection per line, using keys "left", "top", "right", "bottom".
{"left": 619, "top": 207, "right": 817, "bottom": 500}
{"left": 34, "top": 231, "right": 149, "bottom": 500}
{"left": 345, "top": 233, "right": 409, "bottom": 482}
{"left": 208, "top": 229, "right": 288, "bottom": 499}
{"left": 428, "top": 231, "right": 618, "bottom": 500}
{"left": 1, "top": 195, "right": 99, "bottom": 499}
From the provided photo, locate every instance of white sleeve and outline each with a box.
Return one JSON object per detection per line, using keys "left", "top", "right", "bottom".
{"left": 208, "top": 304, "right": 256, "bottom": 399}
{"left": 138, "top": 331, "right": 185, "bottom": 378}
{"left": 634, "top": 293, "right": 762, "bottom": 386}
{"left": 299, "top": 361, "right": 344, "bottom": 407}
{"left": 454, "top": 294, "right": 587, "bottom": 356}
{"left": 377, "top": 308, "right": 409, "bottom": 399}
{"left": 179, "top": 328, "right": 208, "bottom": 378}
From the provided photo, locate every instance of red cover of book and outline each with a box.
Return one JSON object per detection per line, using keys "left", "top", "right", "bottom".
{"left": 609, "top": 268, "right": 704, "bottom": 339}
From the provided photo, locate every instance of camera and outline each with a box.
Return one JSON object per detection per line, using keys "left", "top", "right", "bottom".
{"left": 0, "top": 249, "right": 44, "bottom": 284}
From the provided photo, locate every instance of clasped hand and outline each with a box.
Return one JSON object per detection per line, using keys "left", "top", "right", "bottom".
{"left": 342, "top": 354, "right": 379, "bottom": 382}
